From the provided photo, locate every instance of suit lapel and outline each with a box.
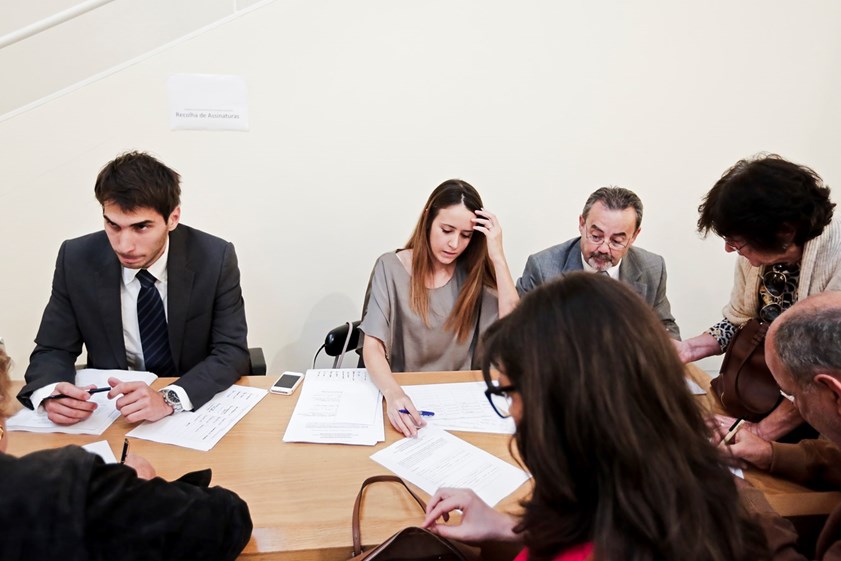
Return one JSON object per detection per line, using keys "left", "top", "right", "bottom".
{"left": 95, "top": 251, "right": 128, "bottom": 369}
{"left": 166, "top": 227, "right": 194, "bottom": 368}
{"left": 619, "top": 249, "right": 648, "bottom": 300}
{"left": 564, "top": 239, "right": 585, "bottom": 271}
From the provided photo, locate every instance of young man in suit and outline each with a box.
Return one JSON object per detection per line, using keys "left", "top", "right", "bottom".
{"left": 18, "top": 151, "right": 250, "bottom": 424}
{"left": 515, "top": 186, "right": 681, "bottom": 339}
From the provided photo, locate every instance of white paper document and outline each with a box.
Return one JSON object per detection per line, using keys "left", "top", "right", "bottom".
{"left": 402, "top": 382, "right": 515, "bottom": 434}
{"left": 127, "top": 385, "right": 267, "bottom": 451}
{"left": 167, "top": 73, "right": 249, "bottom": 131}
{"left": 370, "top": 426, "right": 530, "bottom": 506}
{"left": 7, "top": 369, "right": 157, "bottom": 435}
{"left": 686, "top": 377, "right": 706, "bottom": 395}
{"left": 82, "top": 440, "right": 118, "bottom": 464}
{"left": 283, "top": 368, "right": 384, "bottom": 446}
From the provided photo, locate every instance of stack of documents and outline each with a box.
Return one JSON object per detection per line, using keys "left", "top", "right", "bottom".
{"left": 283, "top": 368, "right": 384, "bottom": 446}
{"left": 7, "top": 369, "right": 157, "bottom": 436}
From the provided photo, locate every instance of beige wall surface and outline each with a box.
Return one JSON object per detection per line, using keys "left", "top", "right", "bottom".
{"left": 1, "top": 0, "right": 840, "bottom": 379}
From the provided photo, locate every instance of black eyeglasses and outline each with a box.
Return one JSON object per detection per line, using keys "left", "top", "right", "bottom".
{"left": 759, "top": 263, "right": 798, "bottom": 323}
{"left": 482, "top": 368, "right": 515, "bottom": 419}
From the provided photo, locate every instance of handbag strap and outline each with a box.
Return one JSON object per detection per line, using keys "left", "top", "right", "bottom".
{"left": 352, "top": 475, "right": 428, "bottom": 556}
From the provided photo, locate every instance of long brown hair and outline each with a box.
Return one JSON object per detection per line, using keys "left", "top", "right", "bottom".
{"left": 405, "top": 179, "right": 496, "bottom": 342}
{"left": 482, "top": 273, "right": 769, "bottom": 561}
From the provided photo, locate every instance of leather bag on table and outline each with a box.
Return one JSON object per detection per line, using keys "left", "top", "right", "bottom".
{"left": 710, "top": 318, "right": 783, "bottom": 423}
{"left": 348, "top": 475, "right": 479, "bottom": 561}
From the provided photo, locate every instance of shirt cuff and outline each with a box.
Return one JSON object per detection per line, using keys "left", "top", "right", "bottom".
{"left": 161, "top": 384, "right": 194, "bottom": 412}
{"left": 30, "top": 383, "right": 60, "bottom": 411}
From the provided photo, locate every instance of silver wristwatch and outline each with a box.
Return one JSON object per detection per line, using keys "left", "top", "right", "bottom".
{"left": 160, "top": 388, "right": 184, "bottom": 414}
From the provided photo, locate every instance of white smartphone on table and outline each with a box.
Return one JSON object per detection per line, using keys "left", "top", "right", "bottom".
{"left": 270, "top": 371, "right": 304, "bottom": 395}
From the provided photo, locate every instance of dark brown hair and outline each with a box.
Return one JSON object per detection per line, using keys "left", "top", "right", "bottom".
{"left": 94, "top": 151, "right": 181, "bottom": 220}
{"left": 698, "top": 154, "right": 834, "bottom": 252}
{"left": 405, "top": 179, "right": 496, "bottom": 342}
{"left": 482, "top": 273, "right": 769, "bottom": 561}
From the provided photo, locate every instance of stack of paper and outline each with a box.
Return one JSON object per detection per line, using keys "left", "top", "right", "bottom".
{"left": 127, "top": 385, "right": 267, "bottom": 452}
{"left": 402, "top": 381, "right": 515, "bottom": 434}
{"left": 7, "top": 369, "right": 157, "bottom": 435}
{"left": 370, "top": 426, "right": 530, "bottom": 506}
{"left": 283, "top": 368, "right": 384, "bottom": 446}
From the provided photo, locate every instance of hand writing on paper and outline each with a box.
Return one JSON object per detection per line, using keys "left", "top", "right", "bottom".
{"left": 108, "top": 378, "right": 172, "bottom": 423}
{"left": 383, "top": 390, "right": 425, "bottom": 438}
{"left": 43, "top": 382, "right": 98, "bottom": 425}
{"left": 422, "top": 488, "right": 518, "bottom": 543}
{"left": 123, "top": 453, "right": 157, "bottom": 480}
{"left": 726, "top": 428, "right": 773, "bottom": 471}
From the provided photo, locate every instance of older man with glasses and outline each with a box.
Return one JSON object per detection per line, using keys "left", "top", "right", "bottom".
{"left": 515, "top": 186, "right": 681, "bottom": 339}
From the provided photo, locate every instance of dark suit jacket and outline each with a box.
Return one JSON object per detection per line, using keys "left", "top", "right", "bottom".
{"left": 18, "top": 224, "right": 249, "bottom": 409}
{"left": 516, "top": 237, "right": 681, "bottom": 339}
{"left": 0, "top": 446, "right": 252, "bottom": 561}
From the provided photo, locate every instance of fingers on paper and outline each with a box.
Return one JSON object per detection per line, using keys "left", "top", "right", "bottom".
{"left": 44, "top": 397, "right": 96, "bottom": 425}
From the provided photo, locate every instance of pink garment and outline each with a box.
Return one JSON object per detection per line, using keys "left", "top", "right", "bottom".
{"left": 514, "top": 542, "right": 594, "bottom": 561}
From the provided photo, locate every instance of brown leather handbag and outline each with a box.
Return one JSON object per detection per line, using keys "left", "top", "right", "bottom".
{"left": 710, "top": 318, "right": 783, "bottom": 422}
{"left": 348, "top": 475, "right": 479, "bottom": 561}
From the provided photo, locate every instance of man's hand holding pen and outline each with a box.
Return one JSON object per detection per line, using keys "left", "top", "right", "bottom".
{"left": 42, "top": 382, "right": 100, "bottom": 425}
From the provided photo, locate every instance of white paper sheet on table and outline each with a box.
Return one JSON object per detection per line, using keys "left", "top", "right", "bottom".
{"left": 127, "top": 385, "right": 267, "bottom": 451}
{"left": 402, "top": 382, "right": 515, "bottom": 434}
{"left": 6, "top": 369, "right": 158, "bottom": 435}
{"left": 370, "top": 426, "right": 530, "bottom": 507}
{"left": 82, "top": 440, "right": 118, "bottom": 463}
{"left": 686, "top": 377, "right": 706, "bottom": 395}
{"left": 283, "top": 368, "right": 384, "bottom": 445}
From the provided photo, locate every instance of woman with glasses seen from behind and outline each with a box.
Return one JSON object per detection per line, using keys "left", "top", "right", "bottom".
{"left": 674, "top": 154, "right": 840, "bottom": 441}
{"left": 422, "top": 273, "right": 770, "bottom": 561}
{"left": 361, "top": 179, "right": 518, "bottom": 437}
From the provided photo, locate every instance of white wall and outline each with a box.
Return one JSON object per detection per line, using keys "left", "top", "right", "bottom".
{"left": 2, "top": 0, "right": 840, "bottom": 379}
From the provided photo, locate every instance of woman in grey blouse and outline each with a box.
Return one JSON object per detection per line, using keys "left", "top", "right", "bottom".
{"left": 360, "top": 179, "right": 519, "bottom": 437}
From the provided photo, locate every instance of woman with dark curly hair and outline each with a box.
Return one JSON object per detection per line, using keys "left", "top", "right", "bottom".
{"left": 422, "top": 273, "right": 770, "bottom": 561}
{"left": 675, "top": 154, "right": 841, "bottom": 441}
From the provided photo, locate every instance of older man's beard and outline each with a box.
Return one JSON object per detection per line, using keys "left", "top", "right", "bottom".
{"left": 586, "top": 251, "right": 616, "bottom": 271}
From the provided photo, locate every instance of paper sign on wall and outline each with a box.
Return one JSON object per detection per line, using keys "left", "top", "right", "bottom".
{"left": 167, "top": 74, "right": 249, "bottom": 131}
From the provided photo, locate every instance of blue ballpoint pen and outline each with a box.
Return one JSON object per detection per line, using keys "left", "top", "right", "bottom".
{"left": 398, "top": 408, "right": 435, "bottom": 417}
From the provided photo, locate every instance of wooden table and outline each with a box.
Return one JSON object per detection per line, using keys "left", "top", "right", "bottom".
{"left": 9, "top": 368, "right": 841, "bottom": 559}
{"left": 7, "top": 371, "right": 528, "bottom": 561}
{"left": 686, "top": 364, "right": 841, "bottom": 517}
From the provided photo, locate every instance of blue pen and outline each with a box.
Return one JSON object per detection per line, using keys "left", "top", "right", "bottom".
{"left": 398, "top": 408, "right": 435, "bottom": 417}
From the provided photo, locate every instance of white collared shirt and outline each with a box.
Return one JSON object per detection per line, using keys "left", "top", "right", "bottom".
{"left": 581, "top": 253, "right": 622, "bottom": 279}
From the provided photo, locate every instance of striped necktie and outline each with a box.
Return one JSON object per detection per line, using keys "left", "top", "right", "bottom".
{"left": 136, "top": 269, "right": 177, "bottom": 377}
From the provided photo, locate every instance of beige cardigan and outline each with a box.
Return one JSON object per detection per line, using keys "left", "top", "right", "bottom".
{"left": 723, "top": 212, "right": 841, "bottom": 325}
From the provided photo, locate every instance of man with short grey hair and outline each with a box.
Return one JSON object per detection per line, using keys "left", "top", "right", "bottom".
{"left": 735, "top": 291, "right": 841, "bottom": 558}
{"left": 516, "top": 186, "right": 680, "bottom": 339}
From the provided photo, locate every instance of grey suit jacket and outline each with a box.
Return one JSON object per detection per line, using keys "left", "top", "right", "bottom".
{"left": 18, "top": 224, "right": 249, "bottom": 410}
{"left": 516, "top": 237, "right": 681, "bottom": 339}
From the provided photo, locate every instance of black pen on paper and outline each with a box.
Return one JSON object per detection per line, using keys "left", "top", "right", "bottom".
{"left": 120, "top": 438, "right": 129, "bottom": 464}
{"left": 42, "top": 387, "right": 110, "bottom": 402}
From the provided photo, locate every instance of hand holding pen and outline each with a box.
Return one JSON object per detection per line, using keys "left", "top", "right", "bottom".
{"left": 719, "top": 417, "right": 746, "bottom": 446}
{"left": 42, "top": 382, "right": 102, "bottom": 426}
{"left": 42, "top": 386, "right": 110, "bottom": 402}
